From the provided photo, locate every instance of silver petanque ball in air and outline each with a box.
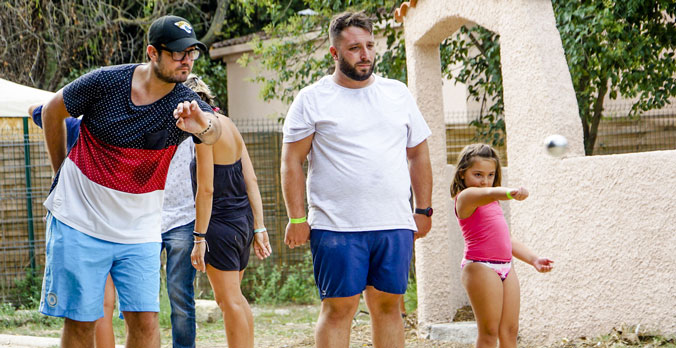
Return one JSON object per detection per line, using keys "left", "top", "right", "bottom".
{"left": 544, "top": 134, "right": 568, "bottom": 157}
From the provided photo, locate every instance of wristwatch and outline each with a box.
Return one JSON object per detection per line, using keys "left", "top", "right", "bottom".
{"left": 415, "top": 207, "right": 433, "bottom": 217}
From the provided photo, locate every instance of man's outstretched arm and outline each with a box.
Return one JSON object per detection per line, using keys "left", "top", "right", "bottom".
{"left": 174, "top": 100, "right": 221, "bottom": 145}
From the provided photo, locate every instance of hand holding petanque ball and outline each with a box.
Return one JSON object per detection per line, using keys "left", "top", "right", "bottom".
{"left": 173, "top": 100, "right": 209, "bottom": 134}
{"left": 507, "top": 186, "right": 529, "bottom": 201}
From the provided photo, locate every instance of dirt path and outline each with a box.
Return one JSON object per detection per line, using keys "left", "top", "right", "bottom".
{"left": 2, "top": 305, "right": 671, "bottom": 347}
{"left": 189, "top": 305, "right": 471, "bottom": 348}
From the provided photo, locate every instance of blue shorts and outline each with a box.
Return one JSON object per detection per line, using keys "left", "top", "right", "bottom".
{"left": 310, "top": 229, "right": 414, "bottom": 300}
{"left": 39, "top": 213, "right": 161, "bottom": 322}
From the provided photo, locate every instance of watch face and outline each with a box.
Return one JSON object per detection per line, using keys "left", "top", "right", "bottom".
{"left": 416, "top": 207, "right": 433, "bottom": 217}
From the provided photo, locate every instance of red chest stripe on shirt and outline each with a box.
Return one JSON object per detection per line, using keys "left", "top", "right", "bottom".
{"left": 69, "top": 125, "right": 177, "bottom": 194}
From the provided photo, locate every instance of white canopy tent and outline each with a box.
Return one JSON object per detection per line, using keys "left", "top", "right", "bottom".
{"left": 0, "top": 78, "right": 55, "bottom": 117}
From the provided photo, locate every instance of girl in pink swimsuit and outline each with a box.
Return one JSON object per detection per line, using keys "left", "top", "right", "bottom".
{"left": 451, "top": 144, "right": 554, "bottom": 348}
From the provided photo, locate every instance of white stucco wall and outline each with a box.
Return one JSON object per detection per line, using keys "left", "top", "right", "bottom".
{"left": 515, "top": 151, "right": 676, "bottom": 342}
{"left": 402, "top": 0, "right": 676, "bottom": 344}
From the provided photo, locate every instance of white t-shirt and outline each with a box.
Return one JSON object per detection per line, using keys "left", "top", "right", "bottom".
{"left": 283, "top": 75, "right": 431, "bottom": 232}
{"left": 161, "top": 138, "right": 196, "bottom": 233}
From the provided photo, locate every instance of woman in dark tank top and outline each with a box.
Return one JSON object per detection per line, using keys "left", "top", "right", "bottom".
{"left": 187, "top": 75, "right": 271, "bottom": 348}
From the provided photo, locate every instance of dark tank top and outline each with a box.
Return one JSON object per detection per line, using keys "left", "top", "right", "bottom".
{"left": 190, "top": 158, "right": 251, "bottom": 218}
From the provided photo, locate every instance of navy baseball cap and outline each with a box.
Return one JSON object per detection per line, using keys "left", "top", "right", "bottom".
{"left": 148, "top": 15, "right": 207, "bottom": 52}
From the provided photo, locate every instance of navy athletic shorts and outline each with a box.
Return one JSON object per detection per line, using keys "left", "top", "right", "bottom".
{"left": 309, "top": 229, "right": 414, "bottom": 300}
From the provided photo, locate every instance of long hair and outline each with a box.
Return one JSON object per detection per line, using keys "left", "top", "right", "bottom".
{"left": 184, "top": 74, "right": 216, "bottom": 107}
{"left": 450, "top": 144, "right": 502, "bottom": 197}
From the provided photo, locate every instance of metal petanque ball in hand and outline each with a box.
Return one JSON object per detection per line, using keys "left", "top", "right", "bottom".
{"left": 544, "top": 134, "right": 568, "bottom": 157}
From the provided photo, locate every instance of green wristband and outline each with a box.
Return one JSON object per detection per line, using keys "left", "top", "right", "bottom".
{"left": 289, "top": 216, "right": 307, "bottom": 224}
{"left": 505, "top": 191, "right": 514, "bottom": 200}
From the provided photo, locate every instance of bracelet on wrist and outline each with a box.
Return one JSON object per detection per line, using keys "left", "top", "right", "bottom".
{"left": 289, "top": 216, "right": 307, "bottom": 224}
{"left": 193, "top": 231, "right": 207, "bottom": 238}
{"left": 193, "top": 239, "right": 210, "bottom": 252}
{"left": 505, "top": 191, "right": 514, "bottom": 200}
{"left": 195, "top": 118, "right": 212, "bottom": 137}
{"left": 253, "top": 227, "right": 267, "bottom": 234}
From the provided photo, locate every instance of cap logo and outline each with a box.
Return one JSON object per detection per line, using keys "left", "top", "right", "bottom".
{"left": 174, "top": 21, "right": 193, "bottom": 34}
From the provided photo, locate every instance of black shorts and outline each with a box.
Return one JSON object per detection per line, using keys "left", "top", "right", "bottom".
{"left": 205, "top": 212, "right": 253, "bottom": 271}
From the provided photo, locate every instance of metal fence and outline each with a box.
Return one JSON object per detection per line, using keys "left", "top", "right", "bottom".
{"left": 592, "top": 103, "right": 676, "bottom": 155}
{"left": 1, "top": 107, "right": 676, "bottom": 303}
{"left": 0, "top": 117, "right": 49, "bottom": 304}
{"left": 234, "top": 118, "right": 311, "bottom": 270}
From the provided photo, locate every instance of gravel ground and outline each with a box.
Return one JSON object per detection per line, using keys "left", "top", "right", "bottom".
{"left": 2, "top": 305, "right": 674, "bottom": 348}
{"left": 189, "top": 305, "right": 471, "bottom": 347}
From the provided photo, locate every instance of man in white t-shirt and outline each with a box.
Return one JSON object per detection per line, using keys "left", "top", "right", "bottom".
{"left": 281, "top": 11, "right": 433, "bottom": 348}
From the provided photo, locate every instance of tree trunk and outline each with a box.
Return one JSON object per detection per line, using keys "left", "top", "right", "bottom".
{"left": 581, "top": 109, "right": 590, "bottom": 154}
{"left": 577, "top": 74, "right": 591, "bottom": 155}
{"left": 585, "top": 78, "right": 608, "bottom": 155}
{"left": 200, "top": 0, "right": 230, "bottom": 49}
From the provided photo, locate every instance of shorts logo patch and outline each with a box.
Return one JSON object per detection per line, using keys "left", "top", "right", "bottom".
{"left": 46, "top": 292, "right": 58, "bottom": 307}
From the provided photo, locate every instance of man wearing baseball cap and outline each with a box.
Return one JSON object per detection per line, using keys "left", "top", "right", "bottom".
{"left": 39, "top": 15, "right": 220, "bottom": 348}
{"left": 148, "top": 15, "right": 208, "bottom": 52}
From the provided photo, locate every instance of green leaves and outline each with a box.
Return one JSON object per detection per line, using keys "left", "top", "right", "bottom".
{"left": 1, "top": 0, "right": 238, "bottom": 91}
{"left": 441, "top": 25, "right": 505, "bottom": 146}
{"left": 242, "top": 1, "right": 400, "bottom": 118}
{"left": 243, "top": 0, "right": 676, "bottom": 155}
{"left": 192, "top": 58, "right": 229, "bottom": 110}
{"left": 553, "top": 0, "right": 676, "bottom": 154}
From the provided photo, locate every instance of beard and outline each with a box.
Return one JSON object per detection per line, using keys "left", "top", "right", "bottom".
{"left": 153, "top": 55, "right": 190, "bottom": 84}
{"left": 338, "top": 55, "right": 375, "bottom": 82}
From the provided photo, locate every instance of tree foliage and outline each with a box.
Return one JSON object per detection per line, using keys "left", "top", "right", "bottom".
{"left": 247, "top": 0, "right": 676, "bottom": 155}
{"left": 441, "top": 26, "right": 504, "bottom": 146}
{"left": 554, "top": 0, "right": 676, "bottom": 154}
{"left": 0, "top": 0, "right": 257, "bottom": 108}
{"left": 2, "top": 1, "right": 210, "bottom": 89}
{"left": 240, "top": 0, "right": 401, "bottom": 111}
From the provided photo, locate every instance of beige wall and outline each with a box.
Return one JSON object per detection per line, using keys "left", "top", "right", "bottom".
{"left": 402, "top": 0, "right": 676, "bottom": 344}
{"left": 211, "top": 43, "right": 286, "bottom": 122}
{"left": 515, "top": 150, "right": 676, "bottom": 342}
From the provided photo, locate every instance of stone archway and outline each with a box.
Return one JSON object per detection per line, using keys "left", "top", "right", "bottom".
{"left": 399, "top": 0, "right": 676, "bottom": 344}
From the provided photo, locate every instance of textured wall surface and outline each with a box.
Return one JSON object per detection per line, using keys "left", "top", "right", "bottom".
{"left": 514, "top": 151, "right": 676, "bottom": 343}
{"left": 403, "top": 0, "right": 676, "bottom": 344}
{"left": 407, "top": 42, "right": 459, "bottom": 325}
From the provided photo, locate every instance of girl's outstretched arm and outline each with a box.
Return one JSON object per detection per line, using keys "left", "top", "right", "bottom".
{"left": 512, "top": 238, "right": 554, "bottom": 273}
{"left": 456, "top": 186, "right": 528, "bottom": 219}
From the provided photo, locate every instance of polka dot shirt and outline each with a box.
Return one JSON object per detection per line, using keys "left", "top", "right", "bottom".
{"left": 59, "top": 64, "right": 212, "bottom": 194}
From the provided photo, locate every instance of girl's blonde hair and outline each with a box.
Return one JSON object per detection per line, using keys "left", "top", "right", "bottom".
{"left": 184, "top": 74, "right": 216, "bottom": 107}
{"left": 450, "top": 144, "right": 502, "bottom": 197}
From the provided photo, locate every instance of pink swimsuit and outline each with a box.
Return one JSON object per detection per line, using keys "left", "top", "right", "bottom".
{"left": 455, "top": 199, "right": 513, "bottom": 280}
